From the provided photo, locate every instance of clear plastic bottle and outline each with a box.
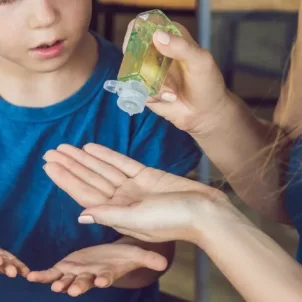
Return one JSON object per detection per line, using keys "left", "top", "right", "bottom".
{"left": 104, "top": 9, "right": 181, "bottom": 116}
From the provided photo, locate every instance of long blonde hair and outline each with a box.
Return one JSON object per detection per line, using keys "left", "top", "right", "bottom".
{"left": 216, "top": 4, "right": 302, "bottom": 201}
{"left": 273, "top": 0, "right": 302, "bottom": 138}
{"left": 249, "top": 2, "right": 302, "bottom": 206}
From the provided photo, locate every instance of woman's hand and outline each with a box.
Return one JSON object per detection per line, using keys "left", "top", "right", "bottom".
{"left": 123, "top": 21, "right": 228, "bottom": 136}
{"left": 42, "top": 143, "right": 302, "bottom": 302}
{"left": 42, "top": 143, "right": 231, "bottom": 245}
{"left": 27, "top": 243, "right": 167, "bottom": 297}
{"left": 125, "top": 22, "right": 288, "bottom": 222}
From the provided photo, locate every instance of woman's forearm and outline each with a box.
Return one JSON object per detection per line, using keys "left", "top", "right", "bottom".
{"left": 192, "top": 90, "right": 290, "bottom": 222}
{"left": 196, "top": 206, "right": 302, "bottom": 302}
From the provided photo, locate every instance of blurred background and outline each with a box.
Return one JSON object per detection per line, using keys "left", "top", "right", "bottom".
{"left": 91, "top": 1, "right": 300, "bottom": 301}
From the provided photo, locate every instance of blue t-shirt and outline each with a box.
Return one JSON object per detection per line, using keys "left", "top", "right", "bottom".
{"left": 0, "top": 35, "right": 201, "bottom": 301}
{"left": 286, "top": 136, "right": 302, "bottom": 263}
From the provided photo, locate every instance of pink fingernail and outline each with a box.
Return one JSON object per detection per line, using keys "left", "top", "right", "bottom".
{"left": 161, "top": 92, "right": 177, "bottom": 102}
{"left": 42, "top": 150, "right": 50, "bottom": 160}
{"left": 78, "top": 215, "right": 95, "bottom": 224}
{"left": 156, "top": 31, "right": 171, "bottom": 45}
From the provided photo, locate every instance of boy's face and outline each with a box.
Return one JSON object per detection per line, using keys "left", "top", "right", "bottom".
{"left": 0, "top": 0, "right": 92, "bottom": 73}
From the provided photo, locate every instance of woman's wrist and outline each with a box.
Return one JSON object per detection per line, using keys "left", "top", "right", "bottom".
{"left": 188, "top": 192, "right": 249, "bottom": 249}
{"left": 187, "top": 89, "right": 238, "bottom": 141}
{"left": 191, "top": 199, "right": 302, "bottom": 302}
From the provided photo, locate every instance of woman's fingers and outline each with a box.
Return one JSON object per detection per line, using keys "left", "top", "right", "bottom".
{"left": 44, "top": 144, "right": 128, "bottom": 187}
{"left": 57, "top": 144, "right": 127, "bottom": 186}
{"left": 153, "top": 27, "right": 209, "bottom": 75}
{"left": 44, "top": 148, "right": 115, "bottom": 197}
{"left": 79, "top": 204, "right": 138, "bottom": 227}
{"left": 43, "top": 162, "right": 109, "bottom": 208}
{"left": 82, "top": 144, "right": 146, "bottom": 178}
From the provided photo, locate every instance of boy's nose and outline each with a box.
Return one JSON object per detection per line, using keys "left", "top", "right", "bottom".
{"left": 28, "top": 0, "right": 58, "bottom": 29}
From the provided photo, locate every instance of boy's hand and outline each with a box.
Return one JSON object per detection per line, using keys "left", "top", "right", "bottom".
{"left": 27, "top": 244, "right": 167, "bottom": 297}
{"left": 0, "top": 248, "right": 29, "bottom": 278}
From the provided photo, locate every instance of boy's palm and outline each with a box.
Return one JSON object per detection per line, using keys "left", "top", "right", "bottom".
{"left": 27, "top": 244, "right": 166, "bottom": 297}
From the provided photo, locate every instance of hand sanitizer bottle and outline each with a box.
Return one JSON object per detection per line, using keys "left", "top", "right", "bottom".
{"left": 104, "top": 9, "right": 181, "bottom": 116}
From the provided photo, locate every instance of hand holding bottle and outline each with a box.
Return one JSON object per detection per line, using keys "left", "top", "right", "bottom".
{"left": 122, "top": 19, "right": 229, "bottom": 137}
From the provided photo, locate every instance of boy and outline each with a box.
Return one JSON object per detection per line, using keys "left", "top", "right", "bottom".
{"left": 0, "top": 0, "right": 201, "bottom": 301}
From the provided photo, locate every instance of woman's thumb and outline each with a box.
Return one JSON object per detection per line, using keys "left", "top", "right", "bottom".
{"left": 153, "top": 30, "right": 213, "bottom": 73}
{"left": 153, "top": 31, "right": 197, "bottom": 61}
{"left": 78, "top": 205, "right": 137, "bottom": 229}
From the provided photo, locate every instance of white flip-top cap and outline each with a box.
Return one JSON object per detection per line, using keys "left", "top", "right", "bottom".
{"left": 104, "top": 80, "right": 149, "bottom": 116}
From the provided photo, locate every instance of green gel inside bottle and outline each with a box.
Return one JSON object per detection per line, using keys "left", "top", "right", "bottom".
{"left": 104, "top": 9, "right": 181, "bottom": 116}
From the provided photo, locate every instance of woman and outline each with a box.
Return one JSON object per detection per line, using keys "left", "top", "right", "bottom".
{"left": 31, "top": 4, "right": 302, "bottom": 301}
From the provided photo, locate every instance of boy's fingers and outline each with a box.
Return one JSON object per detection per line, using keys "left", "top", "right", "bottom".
{"left": 0, "top": 253, "right": 29, "bottom": 278}
{"left": 67, "top": 273, "right": 95, "bottom": 297}
{"left": 94, "top": 273, "right": 112, "bottom": 288}
{"left": 133, "top": 249, "right": 168, "bottom": 272}
{"left": 4, "top": 264, "right": 17, "bottom": 278}
{"left": 28, "top": 268, "right": 63, "bottom": 283}
{"left": 51, "top": 274, "right": 76, "bottom": 293}
{"left": 11, "top": 258, "right": 30, "bottom": 277}
{"left": 95, "top": 248, "right": 167, "bottom": 287}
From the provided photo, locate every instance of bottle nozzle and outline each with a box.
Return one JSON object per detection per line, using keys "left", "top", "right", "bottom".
{"left": 104, "top": 80, "right": 149, "bottom": 116}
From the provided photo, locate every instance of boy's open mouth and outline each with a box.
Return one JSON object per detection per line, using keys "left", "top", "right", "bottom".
{"left": 30, "top": 40, "right": 65, "bottom": 58}
{"left": 34, "top": 40, "right": 63, "bottom": 50}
